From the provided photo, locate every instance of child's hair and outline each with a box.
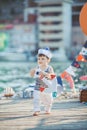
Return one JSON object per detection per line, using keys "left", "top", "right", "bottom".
{"left": 38, "top": 54, "right": 49, "bottom": 59}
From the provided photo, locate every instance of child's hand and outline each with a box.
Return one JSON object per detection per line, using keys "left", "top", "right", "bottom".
{"left": 39, "top": 71, "right": 45, "bottom": 79}
{"left": 39, "top": 72, "right": 51, "bottom": 79}
{"left": 52, "top": 92, "right": 57, "bottom": 98}
{"left": 30, "top": 69, "right": 35, "bottom": 77}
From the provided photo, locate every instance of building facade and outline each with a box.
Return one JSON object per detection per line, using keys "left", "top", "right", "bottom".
{"left": 35, "top": 0, "right": 73, "bottom": 51}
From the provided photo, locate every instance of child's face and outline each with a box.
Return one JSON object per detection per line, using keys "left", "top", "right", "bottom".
{"left": 38, "top": 55, "right": 50, "bottom": 66}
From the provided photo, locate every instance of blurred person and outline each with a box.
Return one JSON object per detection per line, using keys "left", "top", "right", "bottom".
{"left": 30, "top": 48, "right": 57, "bottom": 116}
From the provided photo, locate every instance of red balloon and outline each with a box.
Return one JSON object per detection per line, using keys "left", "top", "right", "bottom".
{"left": 79, "top": 3, "right": 87, "bottom": 35}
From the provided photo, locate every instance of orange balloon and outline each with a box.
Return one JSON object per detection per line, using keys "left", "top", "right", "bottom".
{"left": 79, "top": 3, "right": 87, "bottom": 35}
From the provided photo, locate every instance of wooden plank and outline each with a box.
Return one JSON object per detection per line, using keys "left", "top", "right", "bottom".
{"left": 0, "top": 98, "right": 87, "bottom": 130}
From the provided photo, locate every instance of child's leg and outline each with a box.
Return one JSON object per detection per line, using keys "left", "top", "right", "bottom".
{"left": 41, "top": 92, "right": 53, "bottom": 113}
{"left": 33, "top": 90, "right": 40, "bottom": 114}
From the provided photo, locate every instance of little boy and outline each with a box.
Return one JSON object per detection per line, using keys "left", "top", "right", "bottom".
{"left": 30, "top": 48, "right": 57, "bottom": 116}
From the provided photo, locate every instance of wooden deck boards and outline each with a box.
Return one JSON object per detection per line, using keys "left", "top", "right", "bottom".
{"left": 0, "top": 98, "right": 87, "bottom": 130}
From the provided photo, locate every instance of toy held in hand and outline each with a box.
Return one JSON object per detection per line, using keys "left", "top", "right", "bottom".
{"left": 41, "top": 74, "right": 58, "bottom": 93}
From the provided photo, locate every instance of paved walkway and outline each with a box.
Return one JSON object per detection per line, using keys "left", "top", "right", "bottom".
{"left": 0, "top": 97, "right": 87, "bottom": 130}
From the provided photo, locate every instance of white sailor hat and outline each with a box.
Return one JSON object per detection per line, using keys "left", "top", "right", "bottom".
{"left": 38, "top": 47, "right": 52, "bottom": 59}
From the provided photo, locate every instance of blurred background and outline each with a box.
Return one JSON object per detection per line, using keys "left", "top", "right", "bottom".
{"left": 0, "top": 0, "right": 87, "bottom": 96}
{"left": 0, "top": 0, "right": 87, "bottom": 61}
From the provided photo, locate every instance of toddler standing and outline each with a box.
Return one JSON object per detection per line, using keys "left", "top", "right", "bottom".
{"left": 30, "top": 48, "right": 57, "bottom": 116}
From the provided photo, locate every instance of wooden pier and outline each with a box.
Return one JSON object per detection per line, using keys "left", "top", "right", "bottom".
{"left": 0, "top": 97, "right": 87, "bottom": 130}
